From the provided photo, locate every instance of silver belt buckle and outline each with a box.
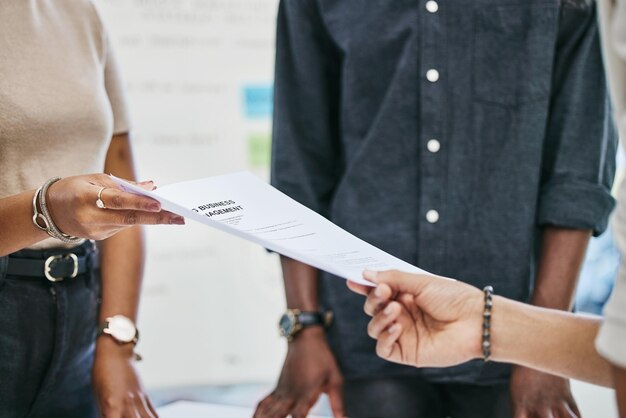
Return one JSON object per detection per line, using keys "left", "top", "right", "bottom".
{"left": 44, "top": 253, "right": 79, "bottom": 282}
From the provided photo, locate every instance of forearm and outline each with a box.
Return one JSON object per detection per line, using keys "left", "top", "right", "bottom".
{"left": 98, "top": 227, "right": 144, "bottom": 322}
{"left": 0, "top": 191, "right": 51, "bottom": 256}
{"left": 95, "top": 219, "right": 144, "bottom": 358}
{"left": 96, "top": 133, "right": 144, "bottom": 352}
{"left": 281, "top": 255, "right": 319, "bottom": 311}
{"left": 531, "top": 227, "right": 591, "bottom": 310}
{"left": 492, "top": 296, "right": 613, "bottom": 386}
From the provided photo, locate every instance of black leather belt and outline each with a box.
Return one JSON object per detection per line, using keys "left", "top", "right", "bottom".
{"left": 6, "top": 242, "right": 99, "bottom": 283}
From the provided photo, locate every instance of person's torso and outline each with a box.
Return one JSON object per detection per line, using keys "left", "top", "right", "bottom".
{"left": 314, "top": 0, "right": 561, "bottom": 383}
{"left": 0, "top": 0, "right": 114, "bottom": 200}
{"left": 316, "top": 0, "right": 559, "bottom": 292}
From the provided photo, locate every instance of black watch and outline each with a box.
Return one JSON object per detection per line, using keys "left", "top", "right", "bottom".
{"left": 279, "top": 309, "right": 333, "bottom": 342}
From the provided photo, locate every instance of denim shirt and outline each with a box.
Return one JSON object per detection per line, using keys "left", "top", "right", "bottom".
{"left": 271, "top": 0, "right": 617, "bottom": 383}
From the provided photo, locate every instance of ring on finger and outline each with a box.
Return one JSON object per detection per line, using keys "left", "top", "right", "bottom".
{"left": 96, "top": 187, "right": 107, "bottom": 209}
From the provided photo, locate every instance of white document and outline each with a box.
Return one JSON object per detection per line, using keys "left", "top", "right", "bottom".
{"left": 157, "top": 401, "right": 327, "bottom": 418}
{"left": 113, "top": 172, "right": 430, "bottom": 285}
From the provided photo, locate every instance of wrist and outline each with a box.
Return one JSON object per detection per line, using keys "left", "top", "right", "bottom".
{"left": 489, "top": 295, "right": 531, "bottom": 364}
{"left": 289, "top": 326, "right": 326, "bottom": 346}
{"left": 96, "top": 335, "right": 135, "bottom": 358}
{"left": 98, "top": 314, "right": 139, "bottom": 345}
{"left": 45, "top": 180, "right": 61, "bottom": 223}
{"left": 41, "top": 178, "right": 81, "bottom": 243}
{"left": 279, "top": 309, "right": 332, "bottom": 342}
{"left": 469, "top": 289, "right": 487, "bottom": 361}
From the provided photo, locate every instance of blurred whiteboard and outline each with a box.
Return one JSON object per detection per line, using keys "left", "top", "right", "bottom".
{"left": 95, "top": 0, "right": 285, "bottom": 388}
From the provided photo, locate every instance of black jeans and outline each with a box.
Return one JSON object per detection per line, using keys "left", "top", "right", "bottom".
{"left": 344, "top": 376, "right": 512, "bottom": 418}
{"left": 0, "top": 243, "right": 100, "bottom": 418}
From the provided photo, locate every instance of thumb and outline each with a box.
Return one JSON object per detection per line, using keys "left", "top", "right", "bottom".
{"left": 100, "top": 175, "right": 157, "bottom": 192}
{"left": 363, "top": 270, "right": 434, "bottom": 297}
{"left": 127, "top": 180, "right": 157, "bottom": 191}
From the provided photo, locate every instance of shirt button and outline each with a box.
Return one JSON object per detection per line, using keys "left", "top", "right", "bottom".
{"left": 426, "top": 210, "right": 440, "bottom": 224}
{"left": 427, "top": 139, "right": 441, "bottom": 153}
{"left": 426, "top": 69, "right": 440, "bottom": 82}
{"left": 426, "top": 0, "right": 439, "bottom": 13}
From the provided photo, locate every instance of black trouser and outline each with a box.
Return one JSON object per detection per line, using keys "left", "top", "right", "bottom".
{"left": 0, "top": 243, "right": 100, "bottom": 418}
{"left": 344, "top": 376, "right": 512, "bottom": 418}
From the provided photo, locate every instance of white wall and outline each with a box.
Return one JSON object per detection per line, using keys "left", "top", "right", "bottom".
{"left": 96, "top": 0, "right": 285, "bottom": 387}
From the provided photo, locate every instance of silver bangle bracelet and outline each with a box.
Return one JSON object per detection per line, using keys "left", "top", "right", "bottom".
{"left": 32, "top": 186, "right": 50, "bottom": 232}
{"left": 34, "top": 177, "right": 83, "bottom": 244}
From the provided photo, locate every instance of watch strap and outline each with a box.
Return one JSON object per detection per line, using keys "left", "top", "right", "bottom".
{"left": 97, "top": 321, "right": 108, "bottom": 338}
{"left": 297, "top": 311, "right": 333, "bottom": 328}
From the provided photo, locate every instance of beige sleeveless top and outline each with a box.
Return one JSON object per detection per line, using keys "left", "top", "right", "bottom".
{"left": 0, "top": 0, "right": 130, "bottom": 249}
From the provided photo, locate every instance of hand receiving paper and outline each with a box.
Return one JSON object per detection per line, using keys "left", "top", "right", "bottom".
{"left": 347, "top": 270, "right": 484, "bottom": 368}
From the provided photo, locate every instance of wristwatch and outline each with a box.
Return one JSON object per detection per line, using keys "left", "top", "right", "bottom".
{"left": 279, "top": 309, "right": 333, "bottom": 342}
{"left": 98, "top": 315, "right": 139, "bottom": 345}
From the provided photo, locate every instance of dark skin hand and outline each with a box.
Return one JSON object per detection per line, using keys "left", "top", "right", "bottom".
{"left": 92, "top": 133, "right": 158, "bottom": 418}
{"left": 93, "top": 338, "right": 157, "bottom": 418}
{"left": 254, "top": 257, "right": 345, "bottom": 418}
{"left": 511, "top": 369, "right": 580, "bottom": 418}
{"left": 254, "top": 328, "right": 344, "bottom": 418}
{"left": 511, "top": 227, "right": 590, "bottom": 418}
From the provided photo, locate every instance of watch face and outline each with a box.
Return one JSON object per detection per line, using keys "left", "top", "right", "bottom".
{"left": 279, "top": 313, "right": 295, "bottom": 337}
{"left": 107, "top": 315, "right": 136, "bottom": 343}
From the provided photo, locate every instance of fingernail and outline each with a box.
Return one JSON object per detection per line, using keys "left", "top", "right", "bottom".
{"left": 384, "top": 304, "right": 393, "bottom": 315}
{"left": 363, "top": 270, "right": 378, "bottom": 281}
{"left": 374, "top": 286, "right": 384, "bottom": 298}
{"left": 139, "top": 180, "right": 154, "bottom": 185}
{"left": 170, "top": 216, "right": 185, "bottom": 225}
{"left": 148, "top": 203, "right": 161, "bottom": 212}
{"left": 388, "top": 324, "right": 399, "bottom": 334}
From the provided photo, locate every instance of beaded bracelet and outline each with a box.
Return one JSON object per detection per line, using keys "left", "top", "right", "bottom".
{"left": 32, "top": 177, "right": 83, "bottom": 244}
{"left": 482, "top": 285, "right": 494, "bottom": 362}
